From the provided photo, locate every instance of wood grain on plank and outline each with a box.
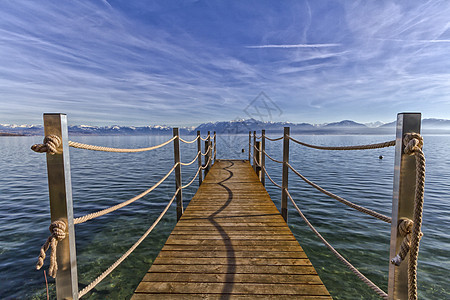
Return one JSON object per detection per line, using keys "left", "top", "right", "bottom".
{"left": 133, "top": 160, "right": 331, "bottom": 299}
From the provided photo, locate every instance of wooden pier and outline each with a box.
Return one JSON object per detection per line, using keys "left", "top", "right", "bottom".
{"left": 133, "top": 159, "right": 331, "bottom": 299}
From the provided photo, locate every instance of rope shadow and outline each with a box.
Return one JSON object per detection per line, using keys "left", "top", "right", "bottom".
{"left": 207, "top": 160, "right": 235, "bottom": 299}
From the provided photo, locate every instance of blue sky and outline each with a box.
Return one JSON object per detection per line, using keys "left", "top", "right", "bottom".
{"left": 0, "top": 0, "right": 449, "bottom": 126}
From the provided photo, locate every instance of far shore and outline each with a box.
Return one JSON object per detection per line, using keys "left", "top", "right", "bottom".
{"left": 0, "top": 132, "right": 25, "bottom": 136}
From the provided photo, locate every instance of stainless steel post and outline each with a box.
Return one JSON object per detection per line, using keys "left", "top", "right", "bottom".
{"left": 388, "top": 113, "right": 422, "bottom": 299}
{"left": 213, "top": 131, "right": 216, "bottom": 162}
{"left": 281, "top": 127, "right": 290, "bottom": 222}
{"left": 43, "top": 113, "right": 78, "bottom": 300}
{"left": 248, "top": 131, "right": 251, "bottom": 162}
{"left": 197, "top": 130, "right": 203, "bottom": 186}
{"left": 204, "top": 140, "right": 210, "bottom": 176}
{"left": 253, "top": 131, "right": 256, "bottom": 172}
{"left": 173, "top": 128, "right": 183, "bottom": 221}
{"left": 255, "top": 141, "right": 261, "bottom": 179}
{"left": 261, "top": 130, "right": 266, "bottom": 186}
{"left": 207, "top": 131, "right": 212, "bottom": 170}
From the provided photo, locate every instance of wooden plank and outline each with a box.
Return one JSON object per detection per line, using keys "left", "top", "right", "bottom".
{"left": 147, "top": 264, "right": 319, "bottom": 275}
{"left": 134, "top": 282, "right": 330, "bottom": 295}
{"left": 133, "top": 159, "right": 331, "bottom": 299}
{"left": 152, "top": 257, "right": 313, "bottom": 266}
{"left": 157, "top": 250, "right": 308, "bottom": 259}
{"left": 132, "top": 294, "right": 332, "bottom": 300}
{"left": 160, "top": 245, "right": 306, "bottom": 252}
{"left": 141, "top": 272, "right": 321, "bottom": 284}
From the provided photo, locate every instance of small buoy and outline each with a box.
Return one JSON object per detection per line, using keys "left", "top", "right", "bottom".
{"left": 241, "top": 148, "right": 245, "bottom": 153}
{"left": 379, "top": 155, "right": 383, "bottom": 159}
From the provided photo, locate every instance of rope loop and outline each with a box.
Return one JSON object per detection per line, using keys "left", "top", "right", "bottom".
{"left": 31, "top": 135, "right": 62, "bottom": 155}
{"left": 403, "top": 133, "right": 423, "bottom": 155}
{"left": 391, "top": 218, "right": 413, "bottom": 266}
{"left": 36, "top": 219, "right": 66, "bottom": 278}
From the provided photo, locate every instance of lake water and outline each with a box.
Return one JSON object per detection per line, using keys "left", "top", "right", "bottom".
{"left": 0, "top": 134, "right": 448, "bottom": 299}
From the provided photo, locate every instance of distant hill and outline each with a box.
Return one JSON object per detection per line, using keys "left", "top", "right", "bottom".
{"left": 1, "top": 117, "right": 449, "bottom": 136}
{"left": 323, "top": 120, "right": 366, "bottom": 128}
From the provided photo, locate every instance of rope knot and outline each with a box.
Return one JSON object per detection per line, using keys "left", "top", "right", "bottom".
{"left": 403, "top": 133, "right": 423, "bottom": 155}
{"left": 36, "top": 219, "right": 67, "bottom": 278}
{"left": 398, "top": 218, "right": 413, "bottom": 236}
{"left": 391, "top": 218, "right": 423, "bottom": 267}
{"left": 49, "top": 220, "right": 66, "bottom": 241}
{"left": 31, "top": 135, "right": 62, "bottom": 155}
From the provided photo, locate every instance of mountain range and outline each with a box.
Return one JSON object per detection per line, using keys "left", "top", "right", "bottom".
{"left": 1, "top": 118, "right": 450, "bottom": 136}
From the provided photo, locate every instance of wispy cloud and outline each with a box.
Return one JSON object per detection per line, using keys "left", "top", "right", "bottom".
{"left": 245, "top": 44, "right": 341, "bottom": 49}
{"left": 0, "top": 1, "right": 449, "bottom": 126}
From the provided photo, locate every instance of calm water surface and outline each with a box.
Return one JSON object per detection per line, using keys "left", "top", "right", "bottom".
{"left": 0, "top": 134, "right": 448, "bottom": 299}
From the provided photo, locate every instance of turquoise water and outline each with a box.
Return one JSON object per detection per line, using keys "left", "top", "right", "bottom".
{"left": 0, "top": 135, "right": 448, "bottom": 299}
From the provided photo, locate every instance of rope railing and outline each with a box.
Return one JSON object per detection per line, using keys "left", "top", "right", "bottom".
{"left": 33, "top": 115, "right": 217, "bottom": 299}
{"left": 201, "top": 145, "right": 212, "bottom": 156}
{"left": 73, "top": 163, "right": 178, "bottom": 224}
{"left": 201, "top": 155, "right": 212, "bottom": 170}
{"left": 32, "top": 136, "right": 177, "bottom": 154}
{"left": 263, "top": 134, "right": 283, "bottom": 141}
{"left": 263, "top": 150, "right": 283, "bottom": 164}
{"left": 182, "top": 165, "right": 202, "bottom": 189}
{"left": 69, "top": 137, "right": 176, "bottom": 153}
{"left": 248, "top": 118, "right": 425, "bottom": 300}
{"left": 288, "top": 136, "right": 396, "bottom": 151}
{"left": 286, "top": 162, "right": 391, "bottom": 223}
{"left": 262, "top": 166, "right": 282, "bottom": 189}
{"left": 179, "top": 136, "right": 199, "bottom": 144}
{"left": 200, "top": 134, "right": 211, "bottom": 141}
{"left": 180, "top": 151, "right": 200, "bottom": 166}
{"left": 78, "top": 188, "right": 180, "bottom": 298}
{"left": 286, "top": 190, "right": 388, "bottom": 299}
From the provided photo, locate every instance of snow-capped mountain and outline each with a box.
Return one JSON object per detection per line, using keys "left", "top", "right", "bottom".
{"left": 1, "top": 118, "right": 449, "bottom": 136}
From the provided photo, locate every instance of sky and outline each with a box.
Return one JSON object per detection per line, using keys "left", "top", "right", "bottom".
{"left": 0, "top": 0, "right": 450, "bottom": 126}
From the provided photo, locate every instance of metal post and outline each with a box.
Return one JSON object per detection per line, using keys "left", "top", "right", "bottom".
{"left": 253, "top": 131, "right": 256, "bottom": 172}
{"left": 248, "top": 131, "right": 251, "bottom": 162}
{"left": 261, "top": 130, "right": 266, "bottom": 186}
{"left": 197, "top": 130, "right": 203, "bottom": 186}
{"left": 388, "top": 113, "right": 422, "bottom": 299}
{"left": 281, "top": 127, "right": 290, "bottom": 222}
{"left": 173, "top": 128, "right": 183, "bottom": 221}
{"left": 204, "top": 140, "right": 210, "bottom": 176}
{"left": 213, "top": 131, "right": 216, "bottom": 162}
{"left": 207, "top": 131, "right": 212, "bottom": 170}
{"left": 43, "top": 113, "right": 78, "bottom": 300}
{"left": 255, "top": 141, "right": 261, "bottom": 179}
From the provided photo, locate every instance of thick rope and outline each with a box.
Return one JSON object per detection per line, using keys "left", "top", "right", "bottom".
{"left": 180, "top": 151, "right": 200, "bottom": 166}
{"left": 68, "top": 137, "right": 176, "bottom": 153}
{"left": 391, "top": 218, "right": 413, "bottom": 266}
{"left": 179, "top": 136, "right": 199, "bottom": 144}
{"left": 201, "top": 156, "right": 212, "bottom": 170}
{"left": 201, "top": 145, "right": 211, "bottom": 156}
{"left": 288, "top": 136, "right": 396, "bottom": 150}
{"left": 286, "top": 190, "right": 388, "bottom": 299}
{"left": 78, "top": 189, "right": 179, "bottom": 298}
{"left": 74, "top": 164, "right": 177, "bottom": 224}
{"left": 263, "top": 150, "right": 283, "bottom": 164}
{"left": 390, "top": 133, "right": 425, "bottom": 300}
{"left": 255, "top": 135, "right": 262, "bottom": 139}
{"left": 182, "top": 165, "right": 202, "bottom": 189}
{"left": 35, "top": 220, "right": 66, "bottom": 278}
{"left": 31, "top": 135, "right": 62, "bottom": 155}
{"left": 262, "top": 166, "right": 282, "bottom": 189}
{"left": 263, "top": 134, "right": 283, "bottom": 141}
{"left": 287, "top": 162, "right": 391, "bottom": 223}
{"left": 200, "top": 134, "right": 211, "bottom": 141}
